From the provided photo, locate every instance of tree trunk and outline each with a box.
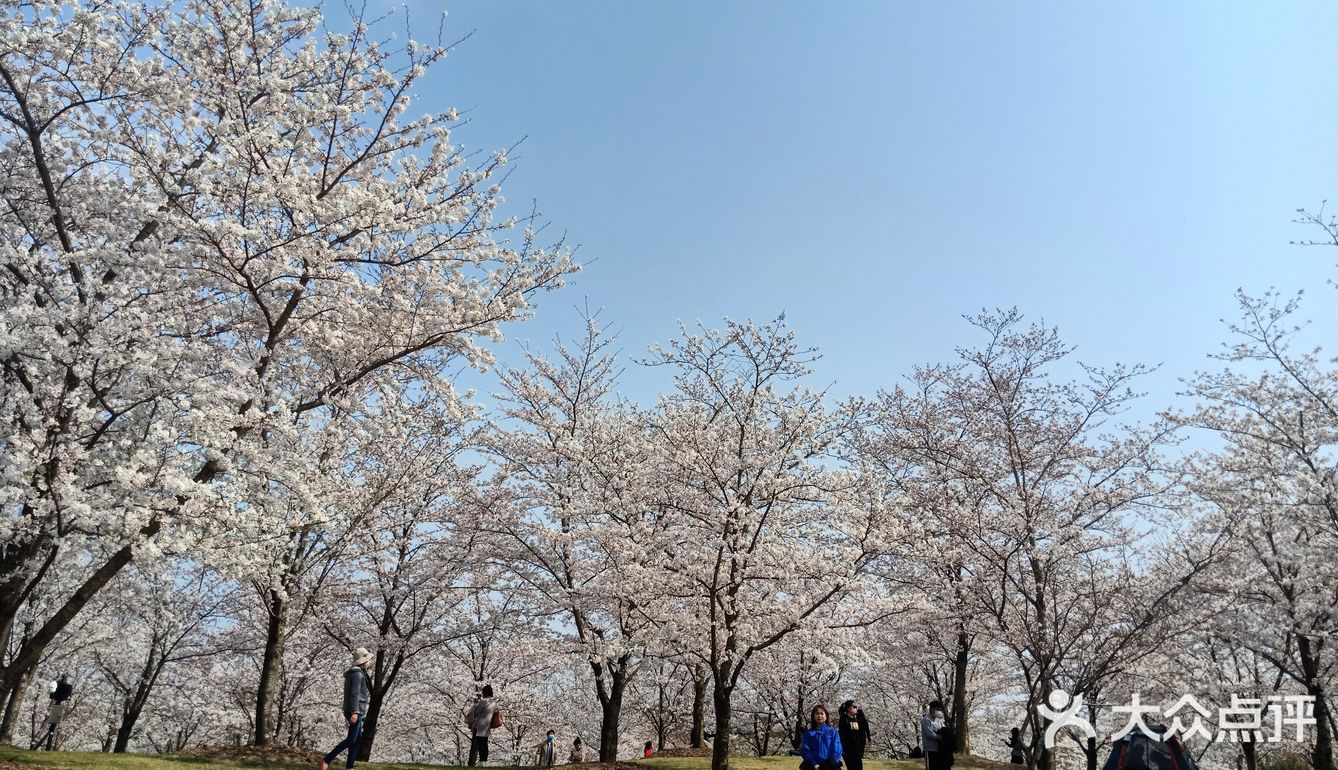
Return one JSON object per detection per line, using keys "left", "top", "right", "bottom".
{"left": 951, "top": 630, "right": 970, "bottom": 754}
{"left": 1034, "top": 690, "right": 1054, "bottom": 770}
{"left": 598, "top": 666, "right": 629, "bottom": 762}
{"left": 1036, "top": 741, "right": 1052, "bottom": 770}
{"left": 100, "top": 718, "right": 118, "bottom": 752}
{"left": 1032, "top": 717, "right": 1054, "bottom": 770}
{"left": 253, "top": 589, "right": 288, "bottom": 746}
{"left": 691, "top": 667, "right": 710, "bottom": 748}
{"left": 0, "top": 664, "right": 34, "bottom": 744}
{"left": 1299, "top": 637, "right": 1335, "bottom": 770}
{"left": 711, "top": 679, "right": 734, "bottom": 770}
{"left": 1241, "top": 739, "right": 1257, "bottom": 770}
{"left": 114, "top": 637, "right": 170, "bottom": 753}
{"left": 1073, "top": 701, "right": 1100, "bottom": 770}
{"left": 113, "top": 705, "right": 142, "bottom": 753}
{"left": 655, "top": 678, "right": 669, "bottom": 750}
{"left": 357, "top": 684, "right": 386, "bottom": 761}
{"left": 1308, "top": 682, "right": 1334, "bottom": 770}
{"left": 792, "top": 680, "right": 806, "bottom": 752}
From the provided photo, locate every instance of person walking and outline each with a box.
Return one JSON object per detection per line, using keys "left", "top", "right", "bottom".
{"left": 42, "top": 674, "right": 73, "bottom": 750}
{"left": 837, "top": 700, "right": 870, "bottom": 770}
{"left": 1005, "top": 728, "right": 1025, "bottom": 765}
{"left": 568, "top": 736, "right": 586, "bottom": 764}
{"left": 467, "top": 685, "right": 499, "bottom": 766}
{"left": 535, "top": 729, "right": 558, "bottom": 767}
{"left": 319, "top": 647, "right": 373, "bottom": 770}
{"left": 800, "top": 704, "right": 844, "bottom": 770}
{"left": 921, "top": 701, "right": 947, "bottom": 770}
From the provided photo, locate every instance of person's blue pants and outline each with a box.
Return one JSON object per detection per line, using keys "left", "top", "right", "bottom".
{"left": 325, "top": 716, "right": 364, "bottom": 768}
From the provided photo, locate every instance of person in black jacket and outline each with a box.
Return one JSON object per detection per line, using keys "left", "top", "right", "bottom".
{"left": 320, "top": 647, "right": 373, "bottom": 770}
{"left": 837, "top": 700, "right": 871, "bottom": 770}
{"left": 42, "top": 674, "right": 73, "bottom": 750}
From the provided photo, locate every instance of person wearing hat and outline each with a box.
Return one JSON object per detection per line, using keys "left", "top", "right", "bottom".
{"left": 320, "top": 647, "right": 374, "bottom": 770}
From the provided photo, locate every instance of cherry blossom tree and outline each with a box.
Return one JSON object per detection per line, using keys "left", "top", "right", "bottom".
{"left": 485, "top": 313, "right": 661, "bottom": 761}
{"left": 635, "top": 657, "right": 696, "bottom": 751}
{"left": 865, "top": 310, "right": 1199, "bottom": 770}
{"left": 851, "top": 405, "right": 982, "bottom": 754}
{"left": 328, "top": 399, "right": 487, "bottom": 761}
{"left": 1179, "top": 290, "right": 1338, "bottom": 770}
{"left": 95, "top": 563, "right": 234, "bottom": 753}
{"left": 430, "top": 584, "right": 564, "bottom": 765}
{"left": 0, "top": 0, "right": 574, "bottom": 724}
{"left": 732, "top": 626, "right": 849, "bottom": 755}
{"left": 642, "top": 316, "right": 887, "bottom": 770}
{"left": 243, "top": 410, "right": 362, "bottom": 747}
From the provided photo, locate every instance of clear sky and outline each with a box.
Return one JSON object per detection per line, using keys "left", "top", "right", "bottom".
{"left": 360, "top": 1, "right": 1338, "bottom": 414}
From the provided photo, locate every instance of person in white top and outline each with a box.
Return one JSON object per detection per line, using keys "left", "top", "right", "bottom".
{"left": 467, "top": 685, "right": 498, "bottom": 765}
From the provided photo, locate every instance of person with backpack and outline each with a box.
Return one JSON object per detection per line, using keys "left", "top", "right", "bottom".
{"left": 467, "top": 684, "right": 500, "bottom": 766}
{"left": 319, "top": 647, "right": 373, "bottom": 770}
{"left": 1101, "top": 723, "right": 1198, "bottom": 770}
{"left": 801, "top": 704, "right": 844, "bottom": 770}
{"left": 837, "top": 700, "right": 870, "bottom": 770}
{"left": 1005, "top": 728, "right": 1025, "bottom": 765}
{"left": 41, "top": 674, "right": 73, "bottom": 750}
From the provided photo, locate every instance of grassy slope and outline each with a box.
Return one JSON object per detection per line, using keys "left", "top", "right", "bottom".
{"left": 646, "top": 758, "right": 1009, "bottom": 770}
{"left": 0, "top": 749, "right": 1013, "bottom": 770}
{"left": 0, "top": 747, "right": 446, "bottom": 770}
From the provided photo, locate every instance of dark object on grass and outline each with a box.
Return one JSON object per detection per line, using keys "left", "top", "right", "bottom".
{"left": 1102, "top": 725, "right": 1198, "bottom": 770}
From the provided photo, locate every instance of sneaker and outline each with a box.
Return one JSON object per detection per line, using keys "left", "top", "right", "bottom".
{"left": 317, "top": 760, "right": 328, "bottom": 770}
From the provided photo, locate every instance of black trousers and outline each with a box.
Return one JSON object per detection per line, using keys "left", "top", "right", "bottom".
{"left": 469, "top": 735, "right": 490, "bottom": 765}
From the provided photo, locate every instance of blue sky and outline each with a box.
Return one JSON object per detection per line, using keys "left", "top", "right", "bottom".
{"left": 361, "top": 1, "right": 1338, "bottom": 413}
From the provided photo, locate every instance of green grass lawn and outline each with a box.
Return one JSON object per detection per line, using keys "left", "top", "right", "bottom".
{"left": 642, "top": 757, "right": 1008, "bottom": 770}
{"left": 0, "top": 748, "right": 1013, "bottom": 770}
{"left": 0, "top": 747, "right": 447, "bottom": 770}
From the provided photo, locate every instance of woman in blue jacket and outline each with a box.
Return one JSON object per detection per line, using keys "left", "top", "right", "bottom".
{"left": 801, "top": 704, "right": 844, "bottom": 770}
